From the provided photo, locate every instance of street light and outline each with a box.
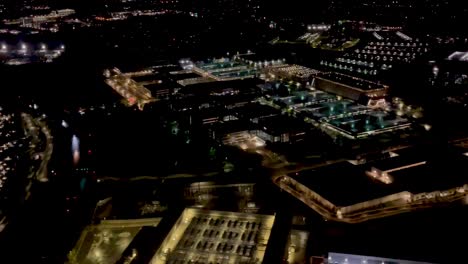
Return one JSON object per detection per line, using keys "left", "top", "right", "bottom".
{"left": 19, "top": 43, "right": 27, "bottom": 52}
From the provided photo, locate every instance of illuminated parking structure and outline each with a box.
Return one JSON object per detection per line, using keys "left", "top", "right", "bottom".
{"left": 151, "top": 208, "right": 275, "bottom": 264}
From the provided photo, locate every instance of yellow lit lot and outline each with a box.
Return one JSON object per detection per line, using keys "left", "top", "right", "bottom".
{"left": 284, "top": 229, "right": 309, "bottom": 264}
{"left": 151, "top": 208, "right": 275, "bottom": 264}
{"left": 68, "top": 218, "right": 161, "bottom": 264}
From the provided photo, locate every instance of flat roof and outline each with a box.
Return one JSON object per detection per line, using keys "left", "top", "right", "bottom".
{"left": 293, "top": 148, "right": 468, "bottom": 206}
{"left": 389, "top": 156, "right": 468, "bottom": 193}
{"left": 150, "top": 208, "right": 275, "bottom": 264}
{"left": 237, "top": 53, "right": 283, "bottom": 62}
{"left": 196, "top": 60, "right": 246, "bottom": 71}
{"left": 326, "top": 111, "right": 411, "bottom": 136}
{"left": 273, "top": 90, "right": 338, "bottom": 107}
{"left": 69, "top": 218, "right": 162, "bottom": 264}
{"left": 144, "top": 83, "right": 174, "bottom": 92}
{"left": 233, "top": 103, "right": 280, "bottom": 120}
{"left": 132, "top": 74, "right": 160, "bottom": 83}
{"left": 212, "top": 68, "right": 256, "bottom": 78}
{"left": 258, "top": 115, "right": 307, "bottom": 135}
{"left": 328, "top": 252, "right": 435, "bottom": 264}
{"left": 317, "top": 72, "right": 387, "bottom": 91}
{"left": 294, "top": 162, "right": 398, "bottom": 206}
{"left": 301, "top": 100, "right": 367, "bottom": 119}
{"left": 170, "top": 72, "right": 200, "bottom": 80}
{"left": 179, "top": 78, "right": 258, "bottom": 94}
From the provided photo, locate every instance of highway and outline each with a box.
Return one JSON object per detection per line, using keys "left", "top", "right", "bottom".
{"left": 21, "top": 113, "right": 53, "bottom": 183}
{"left": 35, "top": 118, "right": 53, "bottom": 182}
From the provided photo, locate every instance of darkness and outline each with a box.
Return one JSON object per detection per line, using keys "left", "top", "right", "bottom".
{"left": 0, "top": 1, "right": 467, "bottom": 264}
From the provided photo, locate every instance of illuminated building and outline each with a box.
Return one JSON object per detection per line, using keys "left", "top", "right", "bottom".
{"left": 104, "top": 68, "right": 157, "bottom": 110}
{"left": 254, "top": 115, "right": 307, "bottom": 144}
{"left": 314, "top": 72, "right": 389, "bottom": 102}
{"left": 261, "top": 64, "right": 320, "bottom": 82}
{"left": 17, "top": 9, "right": 76, "bottom": 30}
{"left": 191, "top": 58, "right": 257, "bottom": 82}
{"left": 273, "top": 174, "right": 468, "bottom": 224}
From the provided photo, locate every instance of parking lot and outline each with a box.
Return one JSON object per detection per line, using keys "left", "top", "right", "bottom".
{"left": 152, "top": 208, "right": 275, "bottom": 264}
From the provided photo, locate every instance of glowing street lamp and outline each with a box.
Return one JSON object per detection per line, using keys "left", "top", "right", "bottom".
{"left": 19, "top": 43, "right": 27, "bottom": 52}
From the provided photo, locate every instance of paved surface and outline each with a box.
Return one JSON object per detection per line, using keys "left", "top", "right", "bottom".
{"left": 151, "top": 208, "right": 275, "bottom": 264}
{"left": 69, "top": 218, "right": 161, "bottom": 264}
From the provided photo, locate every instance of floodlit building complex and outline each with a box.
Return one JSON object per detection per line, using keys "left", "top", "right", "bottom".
{"left": 314, "top": 72, "right": 389, "bottom": 102}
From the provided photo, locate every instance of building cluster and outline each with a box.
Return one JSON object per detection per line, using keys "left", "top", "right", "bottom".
{"left": 66, "top": 176, "right": 459, "bottom": 264}
{"left": 259, "top": 68, "right": 410, "bottom": 139}
{"left": 94, "top": 10, "right": 168, "bottom": 22}
{"left": 260, "top": 64, "right": 320, "bottom": 82}
{"left": 3, "top": 9, "right": 76, "bottom": 32}
{"left": 105, "top": 52, "right": 420, "bottom": 147}
{"left": 189, "top": 58, "right": 258, "bottom": 82}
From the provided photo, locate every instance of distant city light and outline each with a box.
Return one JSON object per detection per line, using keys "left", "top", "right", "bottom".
{"left": 432, "top": 65, "right": 439, "bottom": 76}
{"left": 423, "top": 124, "right": 432, "bottom": 131}
{"left": 72, "top": 135, "right": 80, "bottom": 165}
